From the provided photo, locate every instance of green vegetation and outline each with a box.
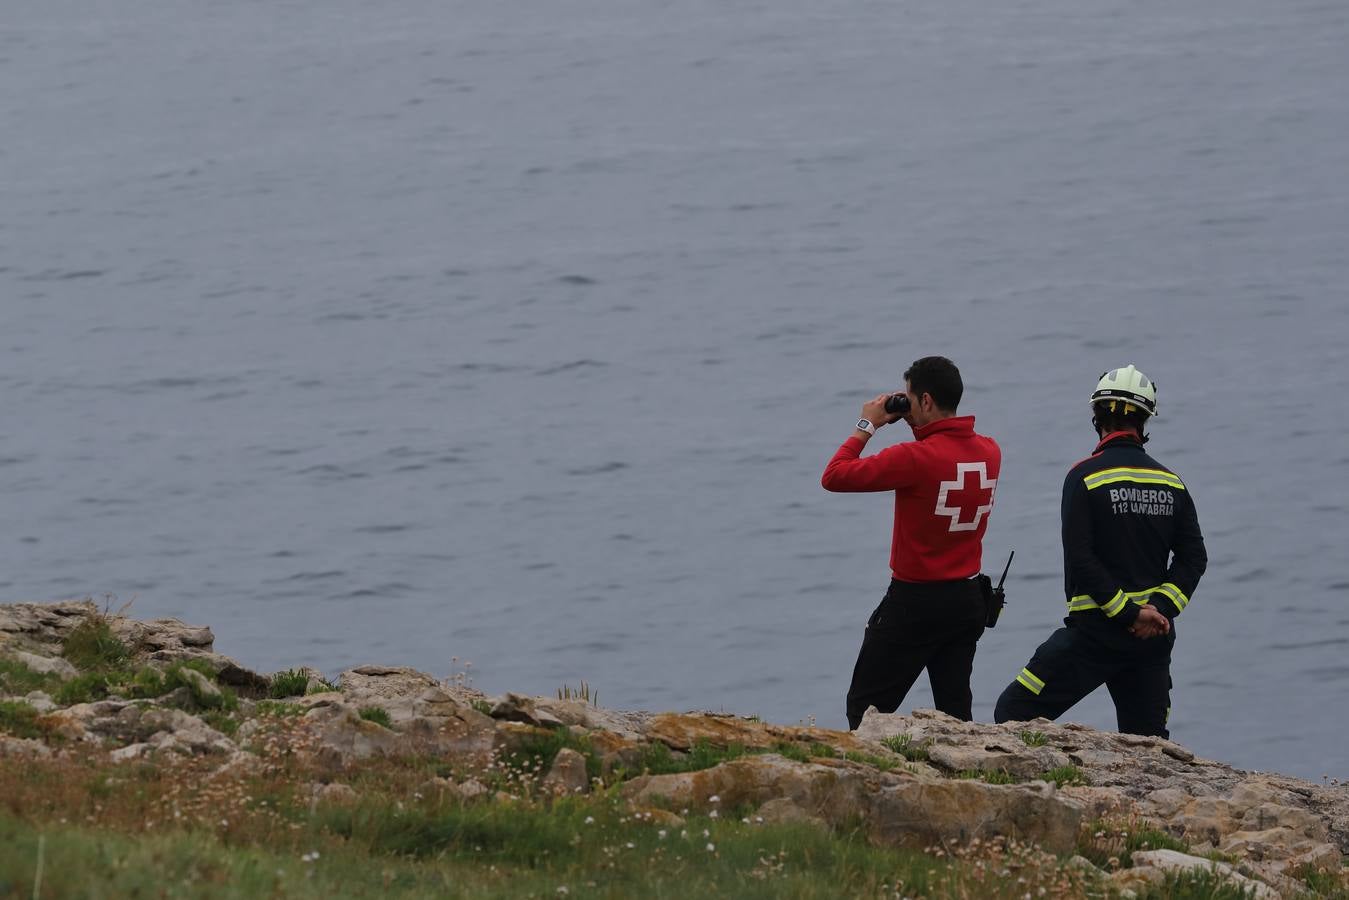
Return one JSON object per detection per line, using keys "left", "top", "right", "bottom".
{"left": 201, "top": 710, "right": 241, "bottom": 737}
{"left": 766, "top": 741, "right": 836, "bottom": 764}
{"left": 254, "top": 700, "right": 305, "bottom": 718}
{"left": 60, "top": 616, "right": 130, "bottom": 672}
{"left": 1020, "top": 729, "right": 1048, "bottom": 747}
{"left": 556, "top": 680, "right": 598, "bottom": 706}
{"left": 0, "top": 701, "right": 44, "bottom": 740}
{"left": 843, "top": 750, "right": 910, "bottom": 773}
{"left": 358, "top": 706, "right": 392, "bottom": 729}
{"left": 53, "top": 671, "right": 112, "bottom": 705}
{"left": 307, "top": 677, "right": 340, "bottom": 695}
{"left": 1291, "top": 862, "right": 1349, "bottom": 898}
{"left": 879, "top": 733, "right": 930, "bottom": 762}
{"left": 470, "top": 699, "right": 494, "bottom": 716}
{"left": 633, "top": 739, "right": 754, "bottom": 777}
{"left": 1136, "top": 869, "right": 1266, "bottom": 899}
{"left": 0, "top": 658, "right": 63, "bottom": 697}
{"left": 1077, "top": 818, "right": 1190, "bottom": 869}
{"left": 0, "top": 744, "right": 1100, "bottom": 900}
{"left": 1039, "top": 765, "right": 1088, "bottom": 788}
{"left": 48, "top": 658, "right": 237, "bottom": 712}
{"left": 268, "top": 668, "right": 311, "bottom": 698}
{"left": 958, "top": 769, "right": 1018, "bottom": 785}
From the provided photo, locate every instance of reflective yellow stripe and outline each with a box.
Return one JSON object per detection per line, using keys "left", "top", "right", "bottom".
{"left": 1154, "top": 582, "right": 1189, "bottom": 611}
{"left": 1068, "top": 584, "right": 1184, "bottom": 613}
{"left": 1067, "top": 594, "right": 1099, "bottom": 612}
{"left": 1016, "top": 668, "right": 1045, "bottom": 695}
{"left": 1100, "top": 591, "right": 1129, "bottom": 617}
{"left": 1083, "top": 467, "right": 1185, "bottom": 491}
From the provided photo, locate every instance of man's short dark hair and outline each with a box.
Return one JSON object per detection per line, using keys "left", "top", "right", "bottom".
{"left": 904, "top": 356, "right": 963, "bottom": 412}
{"left": 1092, "top": 401, "right": 1151, "bottom": 441}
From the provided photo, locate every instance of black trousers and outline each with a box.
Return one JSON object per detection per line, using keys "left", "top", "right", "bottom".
{"left": 993, "top": 624, "right": 1173, "bottom": 738}
{"left": 845, "top": 578, "right": 986, "bottom": 729}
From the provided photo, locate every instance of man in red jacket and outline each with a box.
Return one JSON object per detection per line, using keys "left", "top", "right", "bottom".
{"left": 822, "top": 356, "right": 1002, "bottom": 728}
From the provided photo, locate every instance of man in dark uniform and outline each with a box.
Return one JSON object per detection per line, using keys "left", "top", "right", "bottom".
{"left": 822, "top": 356, "right": 1002, "bottom": 729}
{"left": 994, "top": 365, "right": 1206, "bottom": 737}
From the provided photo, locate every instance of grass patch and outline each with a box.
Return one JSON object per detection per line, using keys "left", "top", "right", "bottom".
{"left": 470, "top": 699, "right": 493, "bottom": 716}
{"left": 0, "top": 658, "right": 63, "bottom": 697}
{"left": 492, "top": 729, "right": 603, "bottom": 789}
{"left": 255, "top": 700, "right": 305, "bottom": 718}
{"left": 164, "top": 661, "right": 238, "bottom": 711}
{"left": 201, "top": 710, "right": 241, "bottom": 737}
{"left": 358, "top": 706, "right": 392, "bottom": 729}
{"left": 957, "top": 769, "right": 1018, "bottom": 785}
{"left": 844, "top": 750, "right": 910, "bottom": 773}
{"left": 556, "top": 680, "right": 598, "bottom": 706}
{"left": 633, "top": 739, "right": 753, "bottom": 777}
{"left": 1077, "top": 818, "right": 1190, "bottom": 869}
{"left": 769, "top": 741, "right": 837, "bottom": 764}
{"left": 1290, "top": 861, "right": 1349, "bottom": 898}
{"left": 0, "top": 748, "right": 1112, "bottom": 900}
{"left": 0, "top": 701, "right": 44, "bottom": 740}
{"left": 879, "top": 734, "right": 929, "bottom": 762}
{"left": 268, "top": 668, "right": 311, "bottom": 698}
{"left": 60, "top": 616, "right": 130, "bottom": 672}
{"left": 1039, "top": 765, "right": 1088, "bottom": 788}
{"left": 54, "top": 671, "right": 112, "bottom": 705}
{"left": 307, "top": 678, "right": 339, "bottom": 695}
{"left": 1136, "top": 868, "right": 1270, "bottom": 899}
{"left": 1020, "top": 730, "right": 1048, "bottom": 747}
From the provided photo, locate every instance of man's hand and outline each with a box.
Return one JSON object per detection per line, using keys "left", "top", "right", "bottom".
{"left": 861, "top": 393, "right": 904, "bottom": 428}
{"left": 1128, "top": 604, "right": 1171, "bottom": 639}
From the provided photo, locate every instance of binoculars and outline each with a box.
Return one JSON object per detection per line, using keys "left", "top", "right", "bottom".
{"left": 884, "top": 393, "right": 911, "bottom": 416}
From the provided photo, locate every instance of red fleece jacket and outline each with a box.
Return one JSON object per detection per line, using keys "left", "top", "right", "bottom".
{"left": 822, "top": 416, "right": 1001, "bottom": 582}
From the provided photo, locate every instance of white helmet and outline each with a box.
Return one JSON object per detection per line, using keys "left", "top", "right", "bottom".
{"left": 1090, "top": 365, "right": 1157, "bottom": 418}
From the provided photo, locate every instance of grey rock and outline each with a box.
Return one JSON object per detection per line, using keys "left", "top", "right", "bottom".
{"left": 110, "top": 743, "right": 154, "bottom": 762}
{"left": 0, "top": 736, "right": 51, "bottom": 758}
{"left": 10, "top": 650, "right": 77, "bottom": 678}
{"left": 490, "top": 693, "right": 564, "bottom": 728}
{"left": 177, "top": 667, "right": 223, "bottom": 706}
{"left": 542, "top": 747, "right": 590, "bottom": 795}
{"left": 310, "top": 782, "right": 359, "bottom": 807}
{"left": 1130, "top": 849, "right": 1280, "bottom": 900}
{"left": 756, "top": 797, "right": 828, "bottom": 828}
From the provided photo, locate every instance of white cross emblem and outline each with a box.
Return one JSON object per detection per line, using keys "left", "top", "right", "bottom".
{"left": 934, "top": 461, "right": 997, "bottom": 532}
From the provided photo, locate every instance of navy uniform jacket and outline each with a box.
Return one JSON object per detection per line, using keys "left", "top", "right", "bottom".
{"left": 1061, "top": 431, "right": 1207, "bottom": 652}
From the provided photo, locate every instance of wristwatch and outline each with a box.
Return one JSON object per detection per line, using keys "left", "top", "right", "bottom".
{"left": 855, "top": 418, "right": 878, "bottom": 436}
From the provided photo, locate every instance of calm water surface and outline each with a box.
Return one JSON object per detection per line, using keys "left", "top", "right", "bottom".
{"left": 3, "top": 0, "right": 1347, "bottom": 778}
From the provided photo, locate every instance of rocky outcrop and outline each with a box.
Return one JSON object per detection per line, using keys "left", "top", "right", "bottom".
{"left": 622, "top": 752, "right": 1084, "bottom": 853}
{"left": 2, "top": 601, "right": 1346, "bottom": 898}
{"left": 857, "top": 708, "right": 1348, "bottom": 890}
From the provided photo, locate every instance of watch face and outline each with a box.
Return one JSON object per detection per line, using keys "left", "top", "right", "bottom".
{"left": 857, "top": 419, "right": 872, "bottom": 430}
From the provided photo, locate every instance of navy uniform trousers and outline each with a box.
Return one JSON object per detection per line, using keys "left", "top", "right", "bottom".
{"left": 846, "top": 578, "right": 986, "bottom": 730}
{"left": 993, "top": 623, "right": 1173, "bottom": 738}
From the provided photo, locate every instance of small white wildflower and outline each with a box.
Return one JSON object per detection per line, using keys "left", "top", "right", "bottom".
{"left": 556, "top": 888, "right": 569, "bottom": 896}
{"left": 584, "top": 816, "right": 595, "bottom": 825}
{"left": 708, "top": 810, "right": 719, "bottom": 819}
{"left": 708, "top": 794, "right": 720, "bottom": 803}
{"left": 703, "top": 829, "right": 710, "bottom": 838}
{"left": 706, "top": 842, "right": 716, "bottom": 852}
{"left": 754, "top": 816, "right": 764, "bottom": 824}
{"left": 625, "top": 842, "right": 635, "bottom": 849}
{"left": 658, "top": 830, "right": 667, "bottom": 839}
